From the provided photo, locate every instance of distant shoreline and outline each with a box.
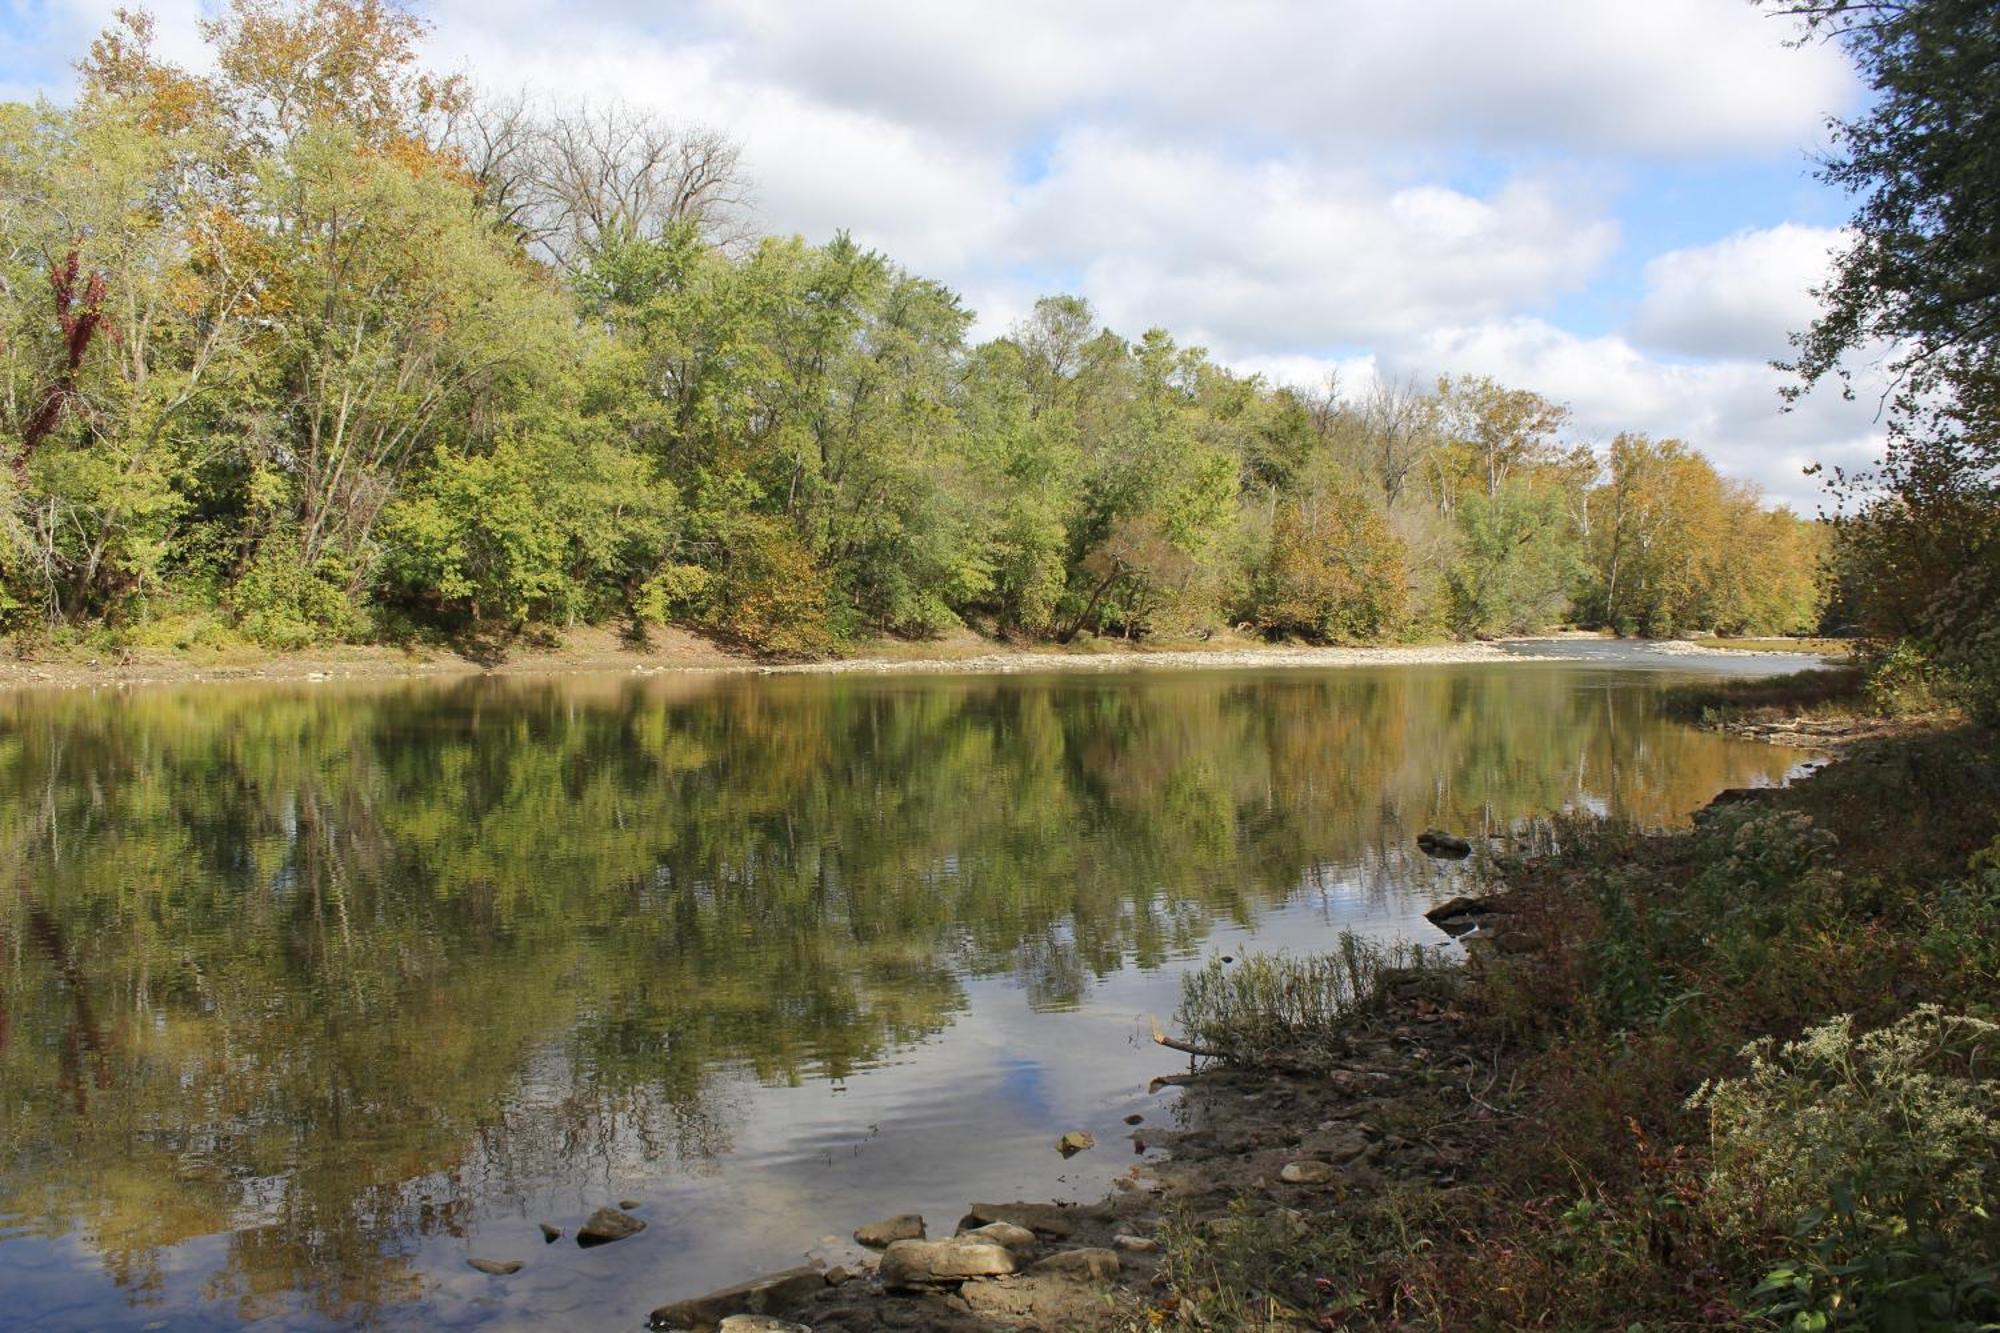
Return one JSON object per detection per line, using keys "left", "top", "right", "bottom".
{"left": 0, "top": 628, "right": 1836, "bottom": 694}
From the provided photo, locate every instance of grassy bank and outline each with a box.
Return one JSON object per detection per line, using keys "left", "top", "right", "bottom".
{"left": 1137, "top": 713, "right": 2000, "bottom": 1330}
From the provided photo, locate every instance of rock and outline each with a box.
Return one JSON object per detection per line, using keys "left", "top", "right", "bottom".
{"left": 649, "top": 1268, "right": 828, "bottom": 1330}
{"left": 1279, "top": 1160, "right": 1336, "bottom": 1185}
{"left": 959, "top": 1201, "right": 1095, "bottom": 1239}
{"left": 960, "top": 1220, "right": 1038, "bottom": 1254}
{"left": 823, "top": 1265, "right": 851, "bottom": 1287}
{"left": 1416, "top": 829, "right": 1474, "bottom": 859}
{"left": 717, "top": 1318, "right": 812, "bottom": 1333}
{"left": 577, "top": 1206, "right": 647, "bottom": 1247}
{"left": 854, "top": 1213, "right": 925, "bottom": 1247}
{"left": 879, "top": 1236, "right": 1019, "bottom": 1289}
{"left": 467, "top": 1257, "right": 523, "bottom": 1276}
{"left": 1111, "top": 1234, "right": 1159, "bottom": 1253}
{"left": 1123, "top": 1113, "right": 1143, "bottom": 1125}
{"left": 538, "top": 1222, "right": 563, "bottom": 1243}
{"left": 620, "top": 1198, "right": 643, "bottom": 1210}
{"left": 1423, "top": 895, "right": 1495, "bottom": 935}
{"left": 1028, "top": 1248, "right": 1121, "bottom": 1281}
{"left": 1055, "top": 1130, "right": 1095, "bottom": 1156}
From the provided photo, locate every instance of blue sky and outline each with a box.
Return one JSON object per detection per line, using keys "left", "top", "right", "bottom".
{"left": 1, "top": 0, "right": 1887, "bottom": 508}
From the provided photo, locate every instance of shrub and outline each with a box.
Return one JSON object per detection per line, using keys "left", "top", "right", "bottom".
{"left": 1693, "top": 1007, "right": 2000, "bottom": 1329}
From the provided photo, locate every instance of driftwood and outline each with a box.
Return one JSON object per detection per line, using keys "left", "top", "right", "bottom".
{"left": 1150, "top": 1014, "right": 1226, "bottom": 1060}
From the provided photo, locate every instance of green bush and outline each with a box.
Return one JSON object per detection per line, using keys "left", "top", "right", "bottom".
{"left": 1693, "top": 1007, "right": 2000, "bottom": 1330}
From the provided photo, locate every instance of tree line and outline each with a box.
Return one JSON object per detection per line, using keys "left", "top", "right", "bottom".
{"left": 0, "top": 0, "right": 1831, "bottom": 656}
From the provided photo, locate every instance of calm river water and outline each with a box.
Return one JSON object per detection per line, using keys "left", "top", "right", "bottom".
{"left": 0, "top": 651, "right": 1819, "bottom": 1330}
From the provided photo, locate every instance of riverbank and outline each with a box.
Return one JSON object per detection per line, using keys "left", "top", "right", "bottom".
{"left": 1119, "top": 716, "right": 1999, "bottom": 1329}
{"left": 0, "top": 622, "right": 1846, "bottom": 693}
{"left": 645, "top": 700, "right": 1999, "bottom": 1330}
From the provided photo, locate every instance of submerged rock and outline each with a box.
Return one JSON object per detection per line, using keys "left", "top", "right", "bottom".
{"left": 1423, "top": 895, "right": 1495, "bottom": 935}
{"left": 1028, "top": 1248, "right": 1121, "bottom": 1280}
{"left": 1055, "top": 1130, "right": 1095, "bottom": 1156}
{"left": 619, "top": 1198, "right": 643, "bottom": 1210}
{"left": 649, "top": 1267, "right": 827, "bottom": 1330}
{"left": 467, "top": 1257, "right": 523, "bottom": 1276}
{"left": 879, "top": 1236, "right": 1019, "bottom": 1288}
{"left": 1416, "top": 829, "right": 1474, "bottom": 859}
{"left": 853, "top": 1213, "right": 925, "bottom": 1247}
{"left": 577, "top": 1206, "right": 647, "bottom": 1247}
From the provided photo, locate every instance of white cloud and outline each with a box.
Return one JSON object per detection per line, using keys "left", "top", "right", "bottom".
{"left": 1391, "top": 318, "right": 1882, "bottom": 511}
{"left": 1633, "top": 224, "right": 1849, "bottom": 360}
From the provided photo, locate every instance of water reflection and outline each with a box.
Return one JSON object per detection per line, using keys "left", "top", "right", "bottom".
{"left": 0, "top": 664, "right": 1808, "bottom": 1329}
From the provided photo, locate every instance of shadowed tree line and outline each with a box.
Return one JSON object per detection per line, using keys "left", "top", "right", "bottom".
{"left": 1, "top": 1, "right": 1831, "bottom": 658}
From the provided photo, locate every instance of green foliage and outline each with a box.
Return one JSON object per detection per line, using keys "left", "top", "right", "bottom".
{"left": 0, "top": 0, "right": 1838, "bottom": 660}
{"left": 1696, "top": 1008, "right": 2000, "bottom": 1330}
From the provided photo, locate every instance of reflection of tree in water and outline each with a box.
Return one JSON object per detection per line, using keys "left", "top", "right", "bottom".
{"left": 0, "top": 667, "right": 1805, "bottom": 1322}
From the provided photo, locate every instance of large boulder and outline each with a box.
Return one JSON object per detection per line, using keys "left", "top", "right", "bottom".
{"left": 878, "top": 1236, "right": 1019, "bottom": 1289}
{"left": 648, "top": 1268, "right": 827, "bottom": 1331}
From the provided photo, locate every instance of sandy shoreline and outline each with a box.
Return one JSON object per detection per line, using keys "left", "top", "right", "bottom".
{"left": 0, "top": 634, "right": 1530, "bottom": 693}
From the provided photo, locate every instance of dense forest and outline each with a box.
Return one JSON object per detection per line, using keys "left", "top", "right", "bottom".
{"left": 1, "top": 0, "right": 1832, "bottom": 656}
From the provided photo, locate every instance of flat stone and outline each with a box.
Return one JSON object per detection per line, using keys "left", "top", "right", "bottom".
{"left": 1111, "top": 1234, "right": 1159, "bottom": 1253}
{"left": 649, "top": 1267, "right": 827, "bottom": 1330}
{"left": 717, "top": 1318, "right": 812, "bottom": 1333}
{"left": 538, "top": 1222, "right": 563, "bottom": 1243}
{"left": 578, "top": 1207, "right": 647, "bottom": 1247}
{"left": 1123, "top": 1113, "right": 1143, "bottom": 1125}
{"left": 879, "top": 1237, "right": 1018, "bottom": 1289}
{"left": 467, "top": 1257, "right": 523, "bottom": 1276}
{"left": 620, "top": 1198, "right": 643, "bottom": 1210}
{"left": 959, "top": 1201, "right": 1096, "bottom": 1239}
{"left": 1056, "top": 1130, "right": 1095, "bottom": 1156}
{"left": 1279, "top": 1160, "right": 1336, "bottom": 1185}
{"left": 960, "top": 1221, "right": 1037, "bottom": 1254}
{"left": 854, "top": 1213, "right": 925, "bottom": 1247}
{"left": 1028, "top": 1248, "right": 1121, "bottom": 1281}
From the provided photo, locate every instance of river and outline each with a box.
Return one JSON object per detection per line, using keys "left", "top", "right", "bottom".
{"left": 0, "top": 647, "right": 1822, "bottom": 1330}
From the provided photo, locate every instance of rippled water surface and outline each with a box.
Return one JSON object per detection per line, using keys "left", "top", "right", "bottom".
{"left": 0, "top": 656, "right": 1818, "bottom": 1330}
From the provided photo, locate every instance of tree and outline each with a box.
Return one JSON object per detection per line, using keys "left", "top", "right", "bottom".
{"left": 1766, "top": 0, "right": 2000, "bottom": 710}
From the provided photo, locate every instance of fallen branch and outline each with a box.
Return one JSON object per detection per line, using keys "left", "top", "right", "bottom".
{"left": 1151, "top": 1014, "right": 1226, "bottom": 1060}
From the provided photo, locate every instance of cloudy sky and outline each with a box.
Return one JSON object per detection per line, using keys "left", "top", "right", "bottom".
{"left": 3, "top": 0, "right": 1884, "bottom": 508}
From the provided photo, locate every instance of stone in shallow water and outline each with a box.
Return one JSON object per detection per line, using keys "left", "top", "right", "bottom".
{"left": 467, "top": 1257, "right": 523, "bottom": 1276}
{"left": 1055, "top": 1130, "right": 1095, "bottom": 1156}
{"left": 577, "top": 1206, "right": 646, "bottom": 1247}
{"left": 879, "top": 1236, "right": 1018, "bottom": 1288}
{"left": 538, "top": 1222, "right": 562, "bottom": 1243}
{"left": 853, "top": 1212, "right": 925, "bottom": 1247}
